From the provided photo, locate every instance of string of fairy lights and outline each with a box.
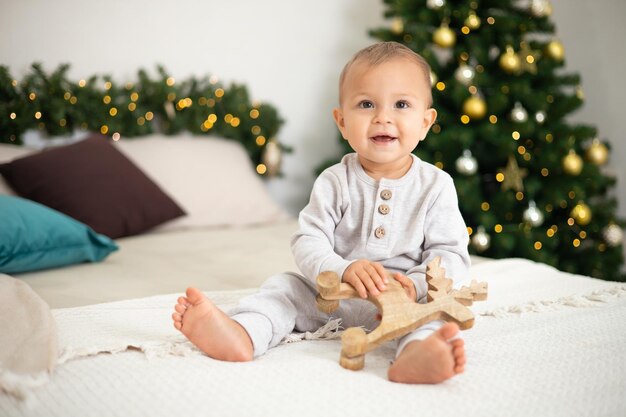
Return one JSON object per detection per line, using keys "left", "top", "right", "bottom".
{"left": 1, "top": 64, "right": 286, "bottom": 177}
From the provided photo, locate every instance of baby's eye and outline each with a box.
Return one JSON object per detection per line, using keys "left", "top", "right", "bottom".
{"left": 358, "top": 100, "right": 374, "bottom": 109}
{"left": 395, "top": 100, "right": 410, "bottom": 109}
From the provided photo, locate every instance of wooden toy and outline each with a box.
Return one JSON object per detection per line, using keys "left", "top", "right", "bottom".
{"left": 315, "top": 256, "right": 488, "bottom": 370}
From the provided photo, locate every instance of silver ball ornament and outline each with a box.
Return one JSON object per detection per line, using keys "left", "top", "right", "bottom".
{"left": 471, "top": 227, "right": 491, "bottom": 252}
{"left": 510, "top": 102, "right": 528, "bottom": 123}
{"left": 427, "top": 0, "right": 445, "bottom": 9}
{"left": 456, "top": 150, "right": 478, "bottom": 175}
{"left": 262, "top": 140, "right": 282, "bottom": 176}
{"left": 489, "top": 46, "right": 500, "bottom": 60}
{"left": 530, "top": 0, "right": 553, "bottom": 17}
{"left": 535, "top": 111, "right": 546, "bottom": 124}
{"left": 454, "top": 63, "right": 475, "bottom": 86}
{"left": 603, "top": 224, "right": 624, "bottom": 247}
{"left": 430, "top": 70, "right": 438, "bottom": 87}
{"left": 523, "top": 200, "right": 544, "bottom": 227}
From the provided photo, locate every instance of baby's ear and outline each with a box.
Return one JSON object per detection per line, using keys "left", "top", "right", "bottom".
{"left": 423, "top": 107, "right": 437, "bottom": 129}
{"left": 333, "top": 108, "right": 347, "bottom": 138}
{"left": 419, "top": 108, "right": 437, "bottom": 142}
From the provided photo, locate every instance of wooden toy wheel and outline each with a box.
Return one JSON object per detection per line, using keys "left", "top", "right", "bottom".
{"left": 341, "top": 327, "right": 367, "bottom": 357}
{"left": 316, "top": 271, "right": 340, "bottom": 297}
{"left": 316, "top": 295, "right": 339, "bottom": 313}
{"left": 340, "top": 352, "right": 365, "bottom": 371}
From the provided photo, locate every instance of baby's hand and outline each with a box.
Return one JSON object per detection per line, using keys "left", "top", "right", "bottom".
{"left": 343, "top": 259, "right": 388, "bottom": 298}
{"left": 392, "top": 272, "right": 417, "bottom": 301}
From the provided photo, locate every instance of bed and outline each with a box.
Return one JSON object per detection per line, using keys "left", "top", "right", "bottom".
{"left": 1, "top": 135, "right": 625, "bottom": 417}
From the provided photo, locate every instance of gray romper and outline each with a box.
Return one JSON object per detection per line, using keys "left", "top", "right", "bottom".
{"left": 230, "top": 153, "right": 471, "bottom": 357}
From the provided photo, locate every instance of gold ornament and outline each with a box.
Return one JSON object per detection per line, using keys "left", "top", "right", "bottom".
{"left": 585, "top": 139, "right": 609, "bottom": 165}
{"left": 499, "top": 46, "right": 522, "bottom": 74}
{"left": 391, "top": 17, "right": 404, "bottom": 34}
{"left": 433, "top": 23, "right": 456, "bottom": 48}
{"left": 462, "top": 95, "right": 487, "bottom": 119}
{"left": 465, "top": 12, "right": 481, "bottom": 30}
{"left": 576, "top": 85, "right": 585, "bottom": 100}
{"left": 562, "top": 150, "right": 583, "bottom": 175}
{"left": 262, "top": 140, "right": 282, "bottom": 176}
{"left": 545, "top": 39, "right": 565, "bottom": 61}
{"left": 500, "top": 155, "right": 527, "bottom": 192}
{"left": 570, "top": 202, "right": 592, "bottom": 226}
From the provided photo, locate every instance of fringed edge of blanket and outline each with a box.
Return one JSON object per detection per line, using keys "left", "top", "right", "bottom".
{"left": 57, "top": 338, "right": 200, "bottom": 365}
{"left": 280, "top": 318, "right": 344, "bottom": 344}
{"left": 57, "top": 318, "right": 345, "bottom": 366}
{"left": 480, "top": 283, "right": 626, "bottom": 318}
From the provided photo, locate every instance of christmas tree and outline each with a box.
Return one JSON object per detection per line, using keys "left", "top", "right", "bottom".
{"left": 325, "top": 0, "right": 625, "bottom": 281}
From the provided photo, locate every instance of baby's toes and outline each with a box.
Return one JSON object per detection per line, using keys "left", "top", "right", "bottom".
{"left": 172, "top": 312, "right": 183, "bottom": 330}
{"left": 451, "top": 339, "right": 465, "bottom": 355}
{"left": 455, "top": 354, "right": 466, "bottom": 367}
{"left": 175, "top": 304, "right": 187, "bottom": 314}
{"left": 450, "top": 338, "right": 464, "bottom": 348}
{"left": 453, "top": 345, "right": 466, "bottom": 374}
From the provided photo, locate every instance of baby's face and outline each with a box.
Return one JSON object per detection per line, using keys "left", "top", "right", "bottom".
{"left": 333, "top": 57, "right": 436, "bottom": 176}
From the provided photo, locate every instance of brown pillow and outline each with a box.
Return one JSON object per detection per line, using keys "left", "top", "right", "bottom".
{"left": 0, "top": 135, "right": 185, "bottom": 239}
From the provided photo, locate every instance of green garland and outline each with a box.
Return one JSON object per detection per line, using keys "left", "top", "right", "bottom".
{"left": 0, "top": 63, "right": 287, "bottom": 174}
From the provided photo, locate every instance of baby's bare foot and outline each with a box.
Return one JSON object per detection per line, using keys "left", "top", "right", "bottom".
{"left": 388, "top": 322, "right": 465, "bottom": 384}
{"left": 172, "top": 287, "right": 253, "bottom": 362}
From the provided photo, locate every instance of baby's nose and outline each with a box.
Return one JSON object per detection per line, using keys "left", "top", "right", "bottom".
{"left": 373, "top": 108, "right": 392, "bottom": 123}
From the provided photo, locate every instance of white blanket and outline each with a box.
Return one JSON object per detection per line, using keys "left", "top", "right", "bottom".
{"left": 2, "top": 259, "right": 626, "bottom": 417}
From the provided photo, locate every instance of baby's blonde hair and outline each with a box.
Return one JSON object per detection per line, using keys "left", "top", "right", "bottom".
{"left": 338, "top": 42, "right": 433, "bottom": 106}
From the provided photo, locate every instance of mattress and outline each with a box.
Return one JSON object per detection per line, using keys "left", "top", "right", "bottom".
{"left": 2, "top": 258, "right": 625, "bottom": 417}
{"left": 17, "top": 221, "right": 300, "bottom": 308}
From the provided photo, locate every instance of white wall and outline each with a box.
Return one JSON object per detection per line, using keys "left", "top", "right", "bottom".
{"left": 1, "top": 0, "right": 624, "bottom": 238}
{"left": 0, "top": 0, "right": 387, "bottom": 213}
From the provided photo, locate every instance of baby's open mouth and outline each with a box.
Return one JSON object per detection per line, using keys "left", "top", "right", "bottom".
{"left": 370, "top": 135, "right": 397, "bottom": 143}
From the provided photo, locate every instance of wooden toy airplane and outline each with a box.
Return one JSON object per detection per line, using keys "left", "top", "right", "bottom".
{"left": 315, "top": 256, "right": 488, "bottom": 370}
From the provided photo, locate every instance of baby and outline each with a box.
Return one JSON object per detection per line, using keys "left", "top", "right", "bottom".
{"left": 172, "top": 42, "right": 471, "bottom": 384}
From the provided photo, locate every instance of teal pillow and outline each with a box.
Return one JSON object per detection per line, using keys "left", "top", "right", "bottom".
{"left": 0, "top": 195, "right": 118, "bottom": 274}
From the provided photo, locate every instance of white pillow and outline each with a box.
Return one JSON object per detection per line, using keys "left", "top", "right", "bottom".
{"left": 0, "top": 144, "right": 36, "bottom": 195}
{"left": 115, "top": 134, "right": 290, "bottom": 231}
